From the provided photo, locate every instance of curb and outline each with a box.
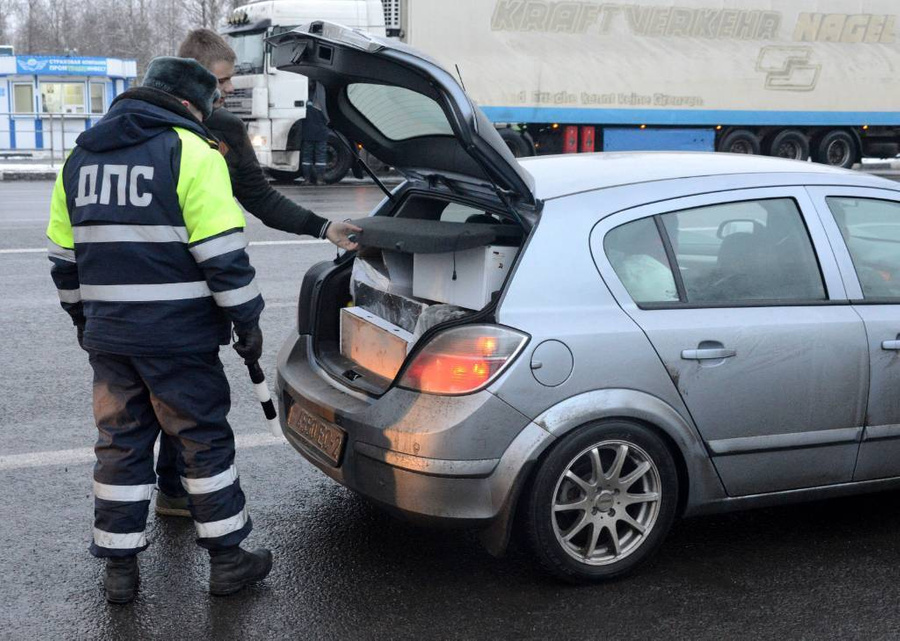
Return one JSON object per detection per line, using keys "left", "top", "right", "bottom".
{"left": 0, "top": 171, "right": 58, "bottom": 181}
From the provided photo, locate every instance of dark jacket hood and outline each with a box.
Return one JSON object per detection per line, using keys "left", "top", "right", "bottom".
{"left": 76, "top": 87, "right": 216, "bottom": 153}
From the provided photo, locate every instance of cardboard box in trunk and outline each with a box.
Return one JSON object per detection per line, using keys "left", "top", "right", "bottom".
{"left": 340, "top": 306, "right": 413, "bottom": 380}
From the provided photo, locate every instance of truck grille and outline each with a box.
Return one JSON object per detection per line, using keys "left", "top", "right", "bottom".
{"left": 225, "top": 88, "right": 252, "bottom": 115}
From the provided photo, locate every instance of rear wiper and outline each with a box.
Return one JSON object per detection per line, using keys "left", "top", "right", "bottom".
{"left": 334, "top": 136, "right": 394, "bottom": 202}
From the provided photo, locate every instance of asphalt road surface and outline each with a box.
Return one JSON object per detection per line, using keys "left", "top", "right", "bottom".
{"left": 2, "top": 176, "right": 900, "bottom": 640}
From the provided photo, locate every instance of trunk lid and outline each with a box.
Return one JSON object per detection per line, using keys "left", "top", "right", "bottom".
{"left": 268, "top": 21, "right": 537, "bottom": 208}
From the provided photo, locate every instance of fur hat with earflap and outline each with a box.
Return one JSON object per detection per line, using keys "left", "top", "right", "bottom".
{"left": 142, "top": 56, "right": 218, "bottom": 120}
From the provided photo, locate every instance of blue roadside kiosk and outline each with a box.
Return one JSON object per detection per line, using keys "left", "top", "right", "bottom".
{"left": 0, "top": 54, "right": 137, "bottom": 157}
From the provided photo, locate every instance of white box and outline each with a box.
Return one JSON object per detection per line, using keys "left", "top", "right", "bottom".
{"left": 413, "top": 245, "right": 517, "bottom": 310}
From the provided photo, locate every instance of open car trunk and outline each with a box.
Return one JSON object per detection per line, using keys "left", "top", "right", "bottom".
{"left": 308, "top": 192, "right": 525, "bottom": 396}
{"left": 271, "top": 21, "right": 540, "bottom": 395}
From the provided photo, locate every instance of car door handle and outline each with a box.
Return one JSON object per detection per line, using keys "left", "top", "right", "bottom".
{"left": 681, "top": 348, "right": 736, "bottom": 360}
{"left": 883, "top": 340, "right": 900, "bottom": 351}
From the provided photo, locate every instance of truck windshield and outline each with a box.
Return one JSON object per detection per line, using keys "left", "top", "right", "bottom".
{"left": 225, "top": 30, "right": 266, "bottom": 75}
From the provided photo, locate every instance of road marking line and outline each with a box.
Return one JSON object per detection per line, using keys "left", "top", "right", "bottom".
{"left": 249, "top": 239, "right": 329, "bottom": 246}
{"left": 0, "top": 433, "right": 286, "bottom": 471}
{"left": 0, "top": 239, "right": 330, "bottom": 255}
{"left": 0, "top": 248, "right": 45, "bottom": 254}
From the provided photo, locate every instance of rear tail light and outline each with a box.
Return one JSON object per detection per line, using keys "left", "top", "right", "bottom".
{"left": 398, "top": 325, "right": 529, "bottom": 396}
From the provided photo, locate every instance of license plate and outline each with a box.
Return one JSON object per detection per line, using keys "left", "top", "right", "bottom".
{"left": 287, "top": 403, "right": 346, "bottom": 467}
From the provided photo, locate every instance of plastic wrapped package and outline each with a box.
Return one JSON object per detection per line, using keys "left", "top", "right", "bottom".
{"left": 350, "top": 253, "right": 414, "bottom": 297}
{"left": 354, "top": 282, "right": 429, "bottom": 333}
{"left": 350, "top": 255, "right": 393, "bottom": 299}
{"left": 410, "top": 304, "right": 469, "bottom": 348}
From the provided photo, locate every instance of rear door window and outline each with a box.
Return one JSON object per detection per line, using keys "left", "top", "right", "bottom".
{"left": 604, "top": 198, "right": 827, "bottom": 305}
{"left": 826, "top": 197, "right": 900, "bottom": 300}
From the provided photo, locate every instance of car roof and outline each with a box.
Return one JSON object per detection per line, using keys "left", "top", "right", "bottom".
{"left": 518, "top": 151, "right": 891, "bottom": 200}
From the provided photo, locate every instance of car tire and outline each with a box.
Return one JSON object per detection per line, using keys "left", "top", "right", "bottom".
{"left": 813, "top": 129, "right": 859, "bottom": 168}
{"left": 525, "top": 420, "right": 679, "bottom": 583}
{"left": 323, "top": 133, "right": 354, "bottom": 184}
{"left": 765, "top": 129, "right": 810, "bottom": 161}
{"left": 499, "top": 128, "right": 534, "bottom": 158}
{"left": 717, "top": 129, "right": 761, "bottom": 155}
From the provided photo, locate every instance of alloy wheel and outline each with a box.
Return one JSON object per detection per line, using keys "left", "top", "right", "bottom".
{"left": 551, "top": 440, "right": 661, "bottom": 566}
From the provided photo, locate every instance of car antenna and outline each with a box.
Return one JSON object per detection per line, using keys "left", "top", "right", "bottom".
{"left": 455, "top": 64, "right": 467, "bottom": 92}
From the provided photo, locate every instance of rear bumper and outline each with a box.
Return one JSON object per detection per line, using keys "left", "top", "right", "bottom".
{"left": 275, "top": 335, "right": 554, "bottom": 527}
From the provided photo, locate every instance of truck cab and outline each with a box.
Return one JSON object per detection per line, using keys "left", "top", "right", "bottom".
{"left": 220, "top": 1, "right": 386, "bottom": 182}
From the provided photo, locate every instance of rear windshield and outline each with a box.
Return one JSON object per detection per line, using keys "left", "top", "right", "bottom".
{"left": 347, "top": 83, "right": 453, "bottom": 141}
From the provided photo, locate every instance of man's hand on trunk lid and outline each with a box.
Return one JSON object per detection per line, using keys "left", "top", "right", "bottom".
{"left": 326, "top": 221, "right": 362, "bottom": 251}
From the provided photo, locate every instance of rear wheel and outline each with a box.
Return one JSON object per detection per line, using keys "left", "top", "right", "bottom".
{"left": 813, "top": 129, "right": 858, "bottom": 168}
{"left": 717, "top": 129, "right": 761, "bottom": 155}
{"left": 526, "top": 421, "right": 679, "bottom": 583}
{"left": 323, "top": 133, "right": 354, "bottom": 184}
{"left": 765, "top": 129, "right": 810, "bottom": 161}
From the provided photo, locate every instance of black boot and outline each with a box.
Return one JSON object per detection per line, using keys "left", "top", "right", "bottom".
{"left": 209, "top": 547, "right": 273, "bottom": 596}
{"left": 105, "top": 556, "right": 139, "bottom": 604}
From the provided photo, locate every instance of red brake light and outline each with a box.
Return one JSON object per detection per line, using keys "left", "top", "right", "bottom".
{"left": 399, "top": 325, "right": 528, "bottom": 395}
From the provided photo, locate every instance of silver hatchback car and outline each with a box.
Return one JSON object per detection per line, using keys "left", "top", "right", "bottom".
{"left": 272, "top": 23, "right": 900, "bottom": 582}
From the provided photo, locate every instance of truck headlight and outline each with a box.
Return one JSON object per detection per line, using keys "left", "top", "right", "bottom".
{"left": 251, "top": 135, "right": 267, "bottom": 148}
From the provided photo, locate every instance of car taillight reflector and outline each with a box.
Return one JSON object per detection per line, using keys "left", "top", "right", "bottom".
{"left": 398, "top": 325, "right": 528, "bottom": 395}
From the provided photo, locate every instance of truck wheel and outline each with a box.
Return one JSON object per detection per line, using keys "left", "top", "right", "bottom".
{"left": 267, "top": 169, "right": 301, "bottom": 184}
{"left": 499, "top": 128, "right": 534, "bottom": 158}
{"left": 323, "top": 133, "right": 353, "bottom": 184}
{"left": 813, "top": 130, "right": 858, "bottom": 168}
{"left": 717, "top": 129, "right": 761, "bottom": 155}
{"left": 765, "top": 129, "right": 810, "bottom": 161}
{"left": 525, "top": 420, "right": 679, "bottom": 583}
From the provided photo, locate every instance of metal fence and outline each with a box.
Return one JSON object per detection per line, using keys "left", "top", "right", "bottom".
{"left": 0, "top": 112, "right": 102, "bottom": 166}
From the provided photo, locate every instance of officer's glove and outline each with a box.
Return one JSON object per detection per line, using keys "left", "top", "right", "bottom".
{"left": 72, "top": 310, "right": 87, "bottom": 351}
{"left": 233, "top": 323, "right": 264, "bottom": 365}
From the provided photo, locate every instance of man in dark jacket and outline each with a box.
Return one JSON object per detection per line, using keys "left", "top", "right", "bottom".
{"left": 145, "top": 29, "right": 361, "bottom": 518}
{"left": 47, "top": 57, "right": 273, "bottom": 603}
{"left": 177, "top": 29, "right": 359, "bottom": 240}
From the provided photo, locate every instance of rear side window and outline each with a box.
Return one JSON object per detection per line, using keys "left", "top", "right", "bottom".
{"left": 347, "top": 83, "right": 453, "bottom": 141}
{"left": 826, "top": 197, "right": 900, "bottom": 300}
{"left": 604, "top": 218, "right": 678, "bottom": 303}
{"left": 604, "top": 198, "right": 827, "bottom": 306}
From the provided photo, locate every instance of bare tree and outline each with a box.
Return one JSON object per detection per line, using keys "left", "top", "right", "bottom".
{"left": 0, "top": 0, "right": 13, "bottom": 45}
{"left": 5, "top": 0, "right": 230, "bottom": 71}
{"left": 181, "top": 0, "right": 229, "bottom": 29}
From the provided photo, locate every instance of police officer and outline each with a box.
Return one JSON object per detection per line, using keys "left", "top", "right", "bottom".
{"left": 47, "top": 57, "right": 273, "bottom": 603}
{"left": 144, "top": 29, "right": 360, "bottom": 518}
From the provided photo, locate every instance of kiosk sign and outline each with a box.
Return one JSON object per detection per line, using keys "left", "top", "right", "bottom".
{"left": 16, "top": 56, "right": 108, "bottom": 75}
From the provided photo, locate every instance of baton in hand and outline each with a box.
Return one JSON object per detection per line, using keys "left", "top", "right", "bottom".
{"left": 247, "top": 361, "right": 281, "bottom": 437}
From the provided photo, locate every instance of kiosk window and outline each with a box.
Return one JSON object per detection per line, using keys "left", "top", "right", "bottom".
{"left": 41, "top": 83, "right": 85, "bottom": 114}
{"left": 13, "top": 84, "right": 34, "bottom": 113}
{"left": 90, "top": 84, "right": 105, "bottom": 114}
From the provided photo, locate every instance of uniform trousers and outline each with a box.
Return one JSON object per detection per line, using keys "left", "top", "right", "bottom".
{"left": 89, "top": 350, "right": 251, "bottom": 557}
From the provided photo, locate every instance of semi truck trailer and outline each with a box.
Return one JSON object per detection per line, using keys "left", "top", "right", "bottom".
{"left": 222, "top": 0, "right": 900, "bottom": 181}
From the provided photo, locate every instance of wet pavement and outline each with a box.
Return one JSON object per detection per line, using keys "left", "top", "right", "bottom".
{"left": 3, "top": 178, "right": 900, "bottom": 640}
